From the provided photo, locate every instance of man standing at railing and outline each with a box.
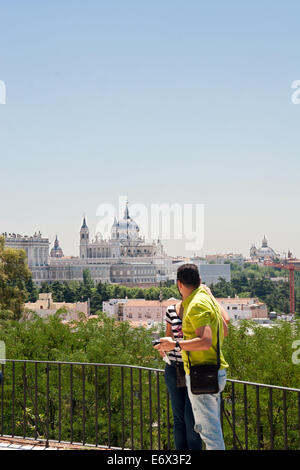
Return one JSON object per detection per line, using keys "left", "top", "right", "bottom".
{"left": 155, "top": 264, "right": 229, "bottom": 450}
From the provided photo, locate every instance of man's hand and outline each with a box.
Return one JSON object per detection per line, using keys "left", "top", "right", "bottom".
{"left": 153, "top": 337, "right": 176, "bottom": 353}
{"left": 154, "top": 328, "right": 214, "bottom": 352}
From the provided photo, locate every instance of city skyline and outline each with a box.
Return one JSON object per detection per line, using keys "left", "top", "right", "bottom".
{"left": 0, "top": 1, "right": 299, "bottom": 258}
{"left": 1, "top": 215, "right": 289, "bottom": 260}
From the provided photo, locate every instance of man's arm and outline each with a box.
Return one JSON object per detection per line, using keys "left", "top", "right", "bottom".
{"left": 215, "top": 302, "right": 229, "bottom": 337}
{"left": 154, "top": 325, "right": 212, "bottom": 353}
{"left": 201, "top": 285, "right": 229, "bottom": 336}
{"left": 219, "top": 304, "right": 230, "bottom": 325}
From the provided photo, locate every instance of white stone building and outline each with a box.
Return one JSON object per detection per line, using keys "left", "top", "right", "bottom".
{"left": 2, "top": 231, "right": 49, "bottom": 266}
{"left": 2, "top": 231, "right": 50, "bottom": 282}
{"left": 103, "top": 298, "right": 179, "bottom": 323}
{"left": 217, "top": 297, "right": 268, "bottom": 320}
{"left": 2, "top": 202, "right": 231, "bottom": 286}
{"left": 250, "top": 236, "right": 279, "bottom": 261}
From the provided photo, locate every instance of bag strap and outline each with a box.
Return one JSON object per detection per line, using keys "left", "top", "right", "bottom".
{"left": 216, "top": 324, "right": 220, "bottom": 369}
{"left": 187, "top": 323, "right": 220, "bottom": 370}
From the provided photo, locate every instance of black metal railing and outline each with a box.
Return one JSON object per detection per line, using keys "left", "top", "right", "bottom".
{"left": 221, "top": 378, "right": 300, "bottom": 450}
{"left": 0, "top": 360, "right": 299, "bottom": 450}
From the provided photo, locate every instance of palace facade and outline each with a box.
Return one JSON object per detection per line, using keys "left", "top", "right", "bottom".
{"left": 2, "top": 203, "right": 231, "bottom": 286}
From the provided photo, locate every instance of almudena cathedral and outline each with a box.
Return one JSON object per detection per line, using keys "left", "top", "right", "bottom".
{"left": 2, "top": 204, "right": 231, "bottom": 286}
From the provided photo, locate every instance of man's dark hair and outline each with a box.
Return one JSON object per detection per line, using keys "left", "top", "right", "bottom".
{"left": 177, "top": 263, "right": 201, "bottom": 289}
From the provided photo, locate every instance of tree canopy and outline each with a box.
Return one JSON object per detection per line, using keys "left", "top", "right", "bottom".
{"left": 0, "top": 236, "right": 31, "bottom": 320}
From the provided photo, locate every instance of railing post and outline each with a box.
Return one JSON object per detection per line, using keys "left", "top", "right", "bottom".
{"left": 256, "top": 386, "right": 261, "bottom": 450}
{"left": 130, "top": 368, "right": 134, "bottom": 450}
{"left": 23, "top": 362, "right": 27, "bottom": 439}
{"left": 298, "top": 392, "right": 300, "bottom": 450}
{"left": 156, "top": 371, "right": 161, "bottom": 450}
{"left": 95, "top": 365, "right": 98, "bottom": 447}
{"left": 148, "top": 370, "right": 153, "bottom": 450}
{"left": 58, "top": 363, "right": 61, "bottom": 442}
{"left": 70, "top": 364, "right": 73, "bottom": 444}
{"left": 283, "top": 390, "right": 288, "bottom": 450}
{"left": 1, "top": 364, "right": 4, "bottom": 437}
{"left": 34, "top": 362, "right": 38, "bottom": 440}
{"left": 232, "top": 382, "right": 236, "bottom": 449}
{"left": 268, "top": 388, "right": 274, "bottom": 450}
{"left": 166, "top": 389, "right": 171, "bottom": 450}
{"left": 108, "top": 366, "right": 111, "bottom": 448}
{"left": 82, "top": 364, "right": 86, "bottom": 446}
{"left": 244, "top": 383, "right": 248, "bottom": 450}
{"left": 12, "top": 361, "right": 15, "bottom": 437}
{"left": 46, "top": 363, "right": 49, "bottom": 448}
{"left": 139, "top": 369, "right": 143, "bottom": 450}
{"left": 121, "top": 367, "right": 125, "bottom": 450}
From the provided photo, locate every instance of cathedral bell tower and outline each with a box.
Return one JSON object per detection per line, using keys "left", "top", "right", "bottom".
{"left": 80, "top": 217, "right": 89, "bottom": 259}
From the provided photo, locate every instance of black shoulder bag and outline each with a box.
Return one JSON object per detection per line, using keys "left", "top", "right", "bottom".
{"left": 187, "top": 325, "right": 220, "bottom": 394}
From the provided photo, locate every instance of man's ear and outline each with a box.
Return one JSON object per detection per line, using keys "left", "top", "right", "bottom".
{"left": 177, "top": 280, "right": 183, "bottom": 298}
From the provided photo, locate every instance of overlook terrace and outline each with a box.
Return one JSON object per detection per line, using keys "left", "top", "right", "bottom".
{"left": 0, "top": 360, "right": 299, "bottom": 450}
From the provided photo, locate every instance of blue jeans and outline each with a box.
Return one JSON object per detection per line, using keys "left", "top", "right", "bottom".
{"left": 164, "top": 363, "right": 202, "bottom": 450}
{"left": 186, "top": 369, "right": 227, "bottom": 450}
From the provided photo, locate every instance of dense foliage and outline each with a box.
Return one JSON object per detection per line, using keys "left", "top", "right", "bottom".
{"left": 221, "top": 320, "right": 300, "bottom": 450}
{"left": 0, "top": 314, "right": 299, "bottom": 449}
{"left": 0, "top": 239, "right": 299, "bottom": 449}
{"left": 0, "top": 237, "right": 31, "bottom": 320}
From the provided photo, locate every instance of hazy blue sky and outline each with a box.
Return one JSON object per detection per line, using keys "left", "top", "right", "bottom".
{"left": 0, "top": 1, "right": 299, "bottom": 257}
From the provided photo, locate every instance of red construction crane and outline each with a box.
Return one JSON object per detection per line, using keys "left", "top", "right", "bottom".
{"left": 264, "top": 255, "right": 300, "bottom": 316}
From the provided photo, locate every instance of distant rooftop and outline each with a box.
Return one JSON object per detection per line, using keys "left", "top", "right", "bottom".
{"left": 2, "top": 231, "right": 48, "bottom": 241}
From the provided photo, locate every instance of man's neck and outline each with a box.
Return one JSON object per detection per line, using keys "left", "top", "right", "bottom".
{"left": 181, "top": 287, "right": 198, "bottom": 301}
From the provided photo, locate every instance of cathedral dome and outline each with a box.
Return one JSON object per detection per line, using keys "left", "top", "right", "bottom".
{"left": 256, "top": 236, "right": 276, "bottom": 259}
{"left": 111, "top": 203, "right": 140, "bottom": 241}
{"left": 257, "top": 246, "right": 276, "bottom": 257}
{"left": 118, "top": 218, "right": 139, "bottom": 231}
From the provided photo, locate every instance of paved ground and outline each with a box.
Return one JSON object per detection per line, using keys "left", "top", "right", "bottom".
{"left": 0, "top": 437, "right": 104, "bottom": 450}
{"left": 0, "top": 442, "right": 60, "bottom": 450}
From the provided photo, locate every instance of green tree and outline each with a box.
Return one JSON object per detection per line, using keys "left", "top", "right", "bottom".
{"left": 62, "top": 281, "right": 79, "bottom": 303}
{"left": 25, "top": 276, "right": 39, "bottom": 302}
{"left": 0, "top": 312, "right": 299, "bottom": 449}
{"left": 80, "top": 268, "right": 94, "bottom": 301}
{"left": 0, "top": 236, "right": 31, "bottom": 319}
{"left": 49, "top": 281, "right": 65, "bottom": 302}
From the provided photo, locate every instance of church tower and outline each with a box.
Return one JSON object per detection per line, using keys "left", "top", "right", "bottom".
{"left": 50, "top": 235, "right": 64, "bottom": 258}
{"left": 80, "top": 217, "right": 89, "bottom": 259}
